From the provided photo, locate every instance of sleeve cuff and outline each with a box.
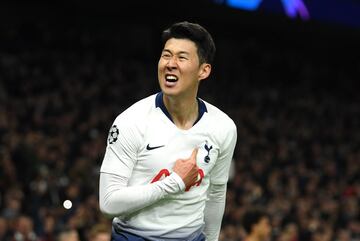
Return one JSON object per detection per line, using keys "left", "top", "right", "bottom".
{"left": 170, "top": 172, "right": 186, "bottom": 191}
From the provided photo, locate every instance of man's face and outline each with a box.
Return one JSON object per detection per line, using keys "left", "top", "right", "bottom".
{"left": 158, "top": 38, "right": 210, "bottom": 98}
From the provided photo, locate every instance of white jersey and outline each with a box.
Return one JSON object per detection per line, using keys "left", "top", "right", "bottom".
{"left": 100, "top": 93, "right": 237, "bottom": 240}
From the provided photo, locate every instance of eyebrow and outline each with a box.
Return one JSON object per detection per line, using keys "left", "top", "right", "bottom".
{"left": 162, "top": 49, "right": 190, "bottom": 55}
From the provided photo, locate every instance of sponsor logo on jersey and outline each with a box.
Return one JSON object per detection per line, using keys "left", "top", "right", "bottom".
{"left": 146, "top": 144, "right": 165, "bottom": 150}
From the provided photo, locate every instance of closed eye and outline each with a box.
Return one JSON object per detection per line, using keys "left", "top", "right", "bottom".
{"left": 162, "top": 53, "right": 171, "bottom": 58}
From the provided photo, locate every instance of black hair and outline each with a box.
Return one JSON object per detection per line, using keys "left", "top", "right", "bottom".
{"left": 161, "top": 21, "right": 216, "bottom": 65}
{"left": 242, "top": 208, "right": 269, "bottom": 233}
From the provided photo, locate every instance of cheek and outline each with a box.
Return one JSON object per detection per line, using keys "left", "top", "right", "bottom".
{"left": 158, "top": 62, "right": 165, "bottom": 76}
{"left": 180, "top": 64, "right": 197, "bottom": 76}
{"left": 158, "top": 59, "right": 166, "bottom": 70}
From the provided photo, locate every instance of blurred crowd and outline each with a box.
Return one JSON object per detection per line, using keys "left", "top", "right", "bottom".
{"left": 0, "top": 17, "right": 359, "bottom": 241}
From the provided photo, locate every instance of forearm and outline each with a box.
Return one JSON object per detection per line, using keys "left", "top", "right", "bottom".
{"left": 99, "top": 172, "right": 185, "bottom": 217}
{"left": 204, "top": 184, "right": 227, "bottom": 241}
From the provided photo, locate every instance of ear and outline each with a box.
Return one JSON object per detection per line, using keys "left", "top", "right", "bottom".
{"left": 198, "top": 63, "right": 211, "bottom": 81}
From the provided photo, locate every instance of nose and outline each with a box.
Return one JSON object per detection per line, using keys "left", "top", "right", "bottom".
{"left": 166, "top": 56, "right": 177, "bottom": 69}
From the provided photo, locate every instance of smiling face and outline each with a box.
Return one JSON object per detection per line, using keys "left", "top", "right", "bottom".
{"left": 158, "top": 38, "right": 210, "bottom": 99}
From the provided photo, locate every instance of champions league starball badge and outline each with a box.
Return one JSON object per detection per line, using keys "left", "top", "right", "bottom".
{"left": 108, "top": 125, "right": 119, "bottom": 144}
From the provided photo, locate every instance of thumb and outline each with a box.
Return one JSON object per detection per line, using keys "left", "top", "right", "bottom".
{"left": 189, "top": 148, "right": 198, "bottom": 163}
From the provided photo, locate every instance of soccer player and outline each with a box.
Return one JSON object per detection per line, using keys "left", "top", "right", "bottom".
{"left": 99, "top": 21, "right": 237, "bottom": 241}
{"left": 242, "top": 208, "right": 272, "bottom": 241}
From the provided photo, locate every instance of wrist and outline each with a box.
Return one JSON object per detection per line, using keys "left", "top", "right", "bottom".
{"left": 170, "top": 172, "right": 186, "bottom": 191}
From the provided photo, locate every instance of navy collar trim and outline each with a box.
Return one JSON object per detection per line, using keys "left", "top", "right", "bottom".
{"left": 155, "top": 92, "right": 207, "bottom": 126}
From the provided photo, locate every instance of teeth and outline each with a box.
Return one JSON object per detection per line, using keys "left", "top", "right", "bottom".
{"left": 166, "top": 75, "right": 178, "bottom": 82}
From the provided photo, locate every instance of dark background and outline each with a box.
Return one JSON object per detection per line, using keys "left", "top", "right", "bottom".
{"left": 0, "top": 1, "right": 359, "bottom": 241}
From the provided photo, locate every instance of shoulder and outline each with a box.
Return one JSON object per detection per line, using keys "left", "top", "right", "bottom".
{"left": 202, "top": 99, "right": 237, "bottom": 134}
{"left": 109, "top": 94, "right": 157, "bottom": 139}
{"left": 107, "top": 94, "right": 157, "bottom": 144}
{"left": 113, "top": 94, "right": 157, "bottom": 125}
{"left": 200, "top": 99, "right": 237, "bottom": 151}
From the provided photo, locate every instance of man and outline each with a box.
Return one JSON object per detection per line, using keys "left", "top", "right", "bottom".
{"left": 57, "top": 229, "right": 80, "bottom": 241}
{"left": 11, "top": 215, "right": 37, "bottom": 241}
{"left": 99, "top": 21, "right": 237, "bottom": 241}
{"left": 88, "top": 224, "right": 111, "bottom": 241}
{"left": 242, "top": 208, "right": 272, "bottom": 241}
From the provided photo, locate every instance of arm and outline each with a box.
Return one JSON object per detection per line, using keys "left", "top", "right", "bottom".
{"left": 203, "top": 183, "right": 227, "bottom": 241}
{"left": 99, "top": 117, "right": 186, "bottom": 217}
{"left": 204, "top": 119, "right": 237, "bottom": 240}
{"left": 99, "top": 117, "right": 198, "bottom": 217}
{"left": 99, "top": 146, "right": 198, "bottom": 217}
{"left": 99, "top": 171, "right": 185, "bottom": 217}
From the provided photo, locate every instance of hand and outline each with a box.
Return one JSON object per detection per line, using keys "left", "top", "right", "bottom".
{"left": 173, "top": 148, "right": 199, "bottom": 190}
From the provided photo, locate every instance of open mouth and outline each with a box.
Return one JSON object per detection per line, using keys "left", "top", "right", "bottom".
{"left": 165, "top": 74, "right": 178, "bottom": 82}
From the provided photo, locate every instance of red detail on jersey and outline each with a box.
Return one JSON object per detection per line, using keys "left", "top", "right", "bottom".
{"left": 151, "top": 168, "right": 205, "bottom": 192}
{"left": 185, "top": 169, "right": 204, "bottom": 191}
{"left": 150, "top": 169, "right": 170, "bottom": 183}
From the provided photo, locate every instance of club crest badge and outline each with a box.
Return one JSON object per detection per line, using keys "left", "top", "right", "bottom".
{"left": 204, "top": 140, "right": 213, "bottom": 163}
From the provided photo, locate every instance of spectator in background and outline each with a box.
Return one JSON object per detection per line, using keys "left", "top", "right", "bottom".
{"left": 0, "top": 217, "right": 11, "bottom": 241}
{"left": 11, "top": 215, "right": 38, "bottom": 241}
{"left": 38, "top": 214, "right": 56, "bottom": 241}
{"left": 242, "top": 208, "right": 272, "bottom": 241}
{"left": 1, "top": 187, "right": 23, "bottom": 221}
{"left": 56, "top": 228, "right": 79, "bottom": 241}
{"left": 88, "top": 223, "right": 111, "bottom": 241}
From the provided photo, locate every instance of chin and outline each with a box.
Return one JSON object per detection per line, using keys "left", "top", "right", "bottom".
{"left": 161, "top": 90, "right": 178, "bottom": 98}
{"left": 160, "top": 85, "right": 178, "bottom": 96}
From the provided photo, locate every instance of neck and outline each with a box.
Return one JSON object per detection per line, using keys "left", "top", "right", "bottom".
{"left": 163, "top": 94, "right": 198, "bottom": 130}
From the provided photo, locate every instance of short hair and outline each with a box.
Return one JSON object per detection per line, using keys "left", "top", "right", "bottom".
{"left": 161, "top": 21, "right": 216, "bottom": 65}
{"left": 242, "top": 208, "right": 269, "bottom": 233}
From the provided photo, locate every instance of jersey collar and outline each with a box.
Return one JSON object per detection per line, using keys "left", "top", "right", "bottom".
{"left": 155, "top": 92, "right": 207, "bottom": 126}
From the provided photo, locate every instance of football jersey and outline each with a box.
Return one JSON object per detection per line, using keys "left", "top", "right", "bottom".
{"left": 100, "top": 92, "right": 237, "bottom": 240}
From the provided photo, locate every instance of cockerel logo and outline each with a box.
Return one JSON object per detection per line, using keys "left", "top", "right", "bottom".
{"left": 204, "top": 142, "right": 213, "bottom": 163}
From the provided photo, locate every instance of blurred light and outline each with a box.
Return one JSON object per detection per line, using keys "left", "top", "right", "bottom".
{"left": 225, "top": 0, "right": 309, "bottom": 19}
{"left": 227, "top": 0, "right": 262, "bottom": 10}
{"left": 63, "top": 200, "right": 72, "bottom": 209}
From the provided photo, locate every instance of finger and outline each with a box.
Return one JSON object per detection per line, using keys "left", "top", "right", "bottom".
{"left": 190, "top": 148, "right": 198, "bottom": 162}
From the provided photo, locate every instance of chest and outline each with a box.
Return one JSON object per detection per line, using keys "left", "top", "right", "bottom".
{"left": 131, "top": 120, "right": 219, "bottom": 184}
